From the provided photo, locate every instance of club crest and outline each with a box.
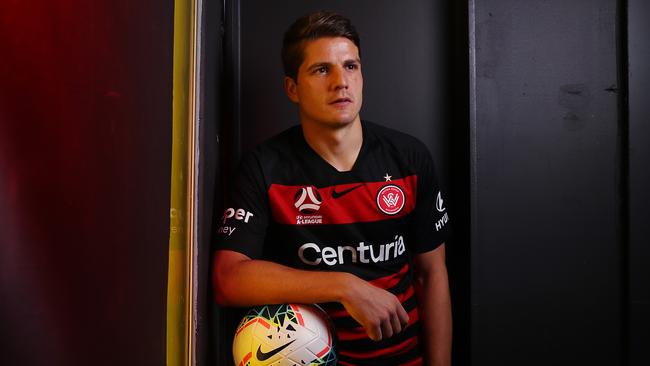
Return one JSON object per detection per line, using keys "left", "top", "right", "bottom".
{"left": 376, "top": 184, "right": 406, "bottom": 215}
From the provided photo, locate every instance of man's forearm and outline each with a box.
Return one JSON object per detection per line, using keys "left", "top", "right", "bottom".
{"left": 415, "top": 268, "right": 452, "bottom": 366}
{"left": 413, "top": 246, "right": 452, "bottom": 366}
{"left": 214, "top": 252, "right": 351, "bottom": 306}
{"left": 213, "top": 249, "right": 410, "bottom": 341}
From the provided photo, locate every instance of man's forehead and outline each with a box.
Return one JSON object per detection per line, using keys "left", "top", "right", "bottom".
{"left": 302, "top": 37, "right": 360, "bottom": 61}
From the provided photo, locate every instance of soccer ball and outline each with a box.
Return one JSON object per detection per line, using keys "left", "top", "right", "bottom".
{"left": 232, "top": 304, "right": 337, "bottom": 366}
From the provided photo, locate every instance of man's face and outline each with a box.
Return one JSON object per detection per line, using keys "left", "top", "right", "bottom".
{"left": 285, "top": 37, "right": 363, "bottom": 129}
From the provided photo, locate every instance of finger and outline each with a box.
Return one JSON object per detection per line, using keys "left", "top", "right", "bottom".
{"left": 397, "top": 304, "right": 410, "bottom": 329}
{"left": 381, "top": 317, "right": 393, "bottom": 339}
{"left": 390, "top": 312, "right": 402, "bottom": 334}
{"left": 368, "top": 322, "right": 382, "bottom": 342}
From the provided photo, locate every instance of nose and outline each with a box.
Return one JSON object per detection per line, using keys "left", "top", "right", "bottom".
{"left": 330, "top": 66, "right": 348, "bottom": 90}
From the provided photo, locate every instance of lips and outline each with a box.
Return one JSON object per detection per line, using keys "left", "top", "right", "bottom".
{"left": 329, "top": 97, "right": 352, "bottom": 105}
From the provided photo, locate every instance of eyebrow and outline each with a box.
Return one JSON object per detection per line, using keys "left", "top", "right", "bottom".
{"left": 306, "top": 58, "right": 361, "bottom": 72}
{"left": 343, "top": 58, "right": 361, "bottom": 65}
{"left": 306, "top": 62, "right": 331, "bottom": 72}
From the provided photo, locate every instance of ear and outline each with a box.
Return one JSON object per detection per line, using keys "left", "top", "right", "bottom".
{"left": 284, "top": 76, "right": 299, "bottom": 103}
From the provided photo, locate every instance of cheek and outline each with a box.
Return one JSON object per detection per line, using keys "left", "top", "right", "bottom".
{"left": 298, "top": 83, "right": 320, "bottom": 101}
{"left": 354, "top": 75, "right": 363, "bottom": 91}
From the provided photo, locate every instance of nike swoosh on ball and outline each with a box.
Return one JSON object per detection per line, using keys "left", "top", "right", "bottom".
{"left": 256, "top": 339, "right": 296, "bottom": 361}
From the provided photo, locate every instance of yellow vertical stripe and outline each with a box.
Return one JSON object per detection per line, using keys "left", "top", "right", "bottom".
{"left": 168, "top": 0, "right": 197, "bottom": 364}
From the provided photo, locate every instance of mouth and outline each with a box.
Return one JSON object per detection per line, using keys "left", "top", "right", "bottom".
{"left": 329, "top": 97, "right": 353, "bottom": 106}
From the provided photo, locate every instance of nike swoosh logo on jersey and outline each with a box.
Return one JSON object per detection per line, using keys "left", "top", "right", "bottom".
{"left": 256, "top": 339, "right": 296, "bottom": 361}
{"left": 331, "top": 184, "right": 363, "bottom": 199}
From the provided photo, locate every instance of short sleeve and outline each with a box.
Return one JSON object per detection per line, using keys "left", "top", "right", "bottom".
{"left": 409, "top": 143, "right": 452, "bottom": 253}
{"left": 213, "top": 152, "right": 269, "bottom": 259}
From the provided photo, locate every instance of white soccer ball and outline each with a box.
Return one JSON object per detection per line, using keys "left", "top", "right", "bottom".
{"left": 232, "top": 304, "right": 337, "bottom": 366}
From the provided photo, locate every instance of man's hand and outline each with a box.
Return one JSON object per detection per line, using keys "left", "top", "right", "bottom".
{"left": 339, "top": 277, "right": 409, "bottom": 341}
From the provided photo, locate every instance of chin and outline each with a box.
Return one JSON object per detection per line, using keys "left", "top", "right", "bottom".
{"left": 302, "top": 111, "right": 360, "bottom": 129}
{"left": 332, "top": 112, "right": 360, "bottom": 125}
{"left": 327, "top": 118, "right": 357, "bottom": 128}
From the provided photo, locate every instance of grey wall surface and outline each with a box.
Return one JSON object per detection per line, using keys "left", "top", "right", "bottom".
{"left": 628, "top": 0, "right": 650, "bottom": 364}
{"left": 469, "top": 0, "right": 622, "bottom": 364}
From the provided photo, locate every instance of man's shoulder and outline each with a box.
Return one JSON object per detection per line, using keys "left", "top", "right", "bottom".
{"left": 235, "top": 125, "right": 302, "bottom": 182}
{"left": 243, "top": 124, "right": 300, "bottom": 161}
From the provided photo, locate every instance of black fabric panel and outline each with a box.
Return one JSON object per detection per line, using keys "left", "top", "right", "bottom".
{"left": 338, "top": 341, "right": 422, "bottom": 366}
{"left": 470, "top": 0, "right": 621, "bottom": 364}
{"left": 628, "top": 0, "right": 650, "bottom": 364}
{"left": 338, "top": 319, "right": 420, "bottom": 352}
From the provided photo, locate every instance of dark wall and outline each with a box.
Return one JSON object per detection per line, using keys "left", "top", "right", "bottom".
{"left": 470, "top": 0, "right": 624, "bottom": 364}
{"left": 0, "top": 1, "right": 173, "bottom": 365}
{"left": 204, "top": 0, "right": 648, "bottom": 365}
{"left": 628, "top": 0, "right": 650, "bottom": 364}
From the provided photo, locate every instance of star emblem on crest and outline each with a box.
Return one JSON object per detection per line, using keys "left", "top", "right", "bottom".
{"left": 383, "top": 173, "right": 392, "bottom": 182}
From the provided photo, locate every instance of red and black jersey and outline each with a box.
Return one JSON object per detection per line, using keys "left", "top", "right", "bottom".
{"left": 215, "top": 121, "right": 451, "bottom": 366}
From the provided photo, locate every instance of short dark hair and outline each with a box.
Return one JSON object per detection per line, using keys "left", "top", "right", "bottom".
{"left": 282, "top": 11, "right": 361, "bottom": 81}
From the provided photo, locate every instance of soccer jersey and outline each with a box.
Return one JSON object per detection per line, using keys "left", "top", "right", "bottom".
{"left": 215, "top": 121, "right": 451, "bottom": 366}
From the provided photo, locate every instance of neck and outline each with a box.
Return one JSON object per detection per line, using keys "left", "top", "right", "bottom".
{"left": 301, "top": 118, "right": 363, "bottom": 172}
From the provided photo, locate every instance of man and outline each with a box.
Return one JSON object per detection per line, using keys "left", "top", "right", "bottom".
{"left": 213, "top": 11, "right": 451, "bottom": 366}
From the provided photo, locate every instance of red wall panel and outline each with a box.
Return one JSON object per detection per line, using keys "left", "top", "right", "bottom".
{"left": 0, "top": 1, "right": 174, "bottom": 364}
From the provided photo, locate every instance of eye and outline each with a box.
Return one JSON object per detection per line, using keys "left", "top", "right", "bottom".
{"left": 345, "top": 63, "right": 359, "bottom": 70}
{"left": 314, "top": 66, "right": 328, "bottom": 74}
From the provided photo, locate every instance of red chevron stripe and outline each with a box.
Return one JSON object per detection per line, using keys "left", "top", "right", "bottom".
{"left": 407, "top": 306, "right": 419, "bottom": 325}
{"left": 369, "top": 263, "right": 410, "bottom": 289}
{"left": 326, "top": 284, "right": 414, "bottom": 320}
{"left": 337, "top": 326, "right": 366, "bottom": 341}
{"left": 338, "top": 334, "right": 419, "bottom": 359}
{"left": 268, "top": 175, "right": 418, "bottom": 225}
{"left": 397, "top": 284, "right": 415, "bottom": 303}
{"left": 334, "top": 306, "right": 420, "bottom": 342}
{"left": 400, "top": 356, "right": 424, "bottom": 366}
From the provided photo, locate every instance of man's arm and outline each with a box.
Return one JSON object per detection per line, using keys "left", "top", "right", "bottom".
{"left": 412, "top": 243, "right": 452, "bottom": 366}
{"left": 213, "top": 249, "right": 409, "bottom": 341}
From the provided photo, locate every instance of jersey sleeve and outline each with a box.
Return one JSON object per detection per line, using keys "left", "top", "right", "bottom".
{"left": 213, "top": 152, "right": 269, "bottom": 259}
{"left": 410, "top": 143, "right": 452, "bottom": 253}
